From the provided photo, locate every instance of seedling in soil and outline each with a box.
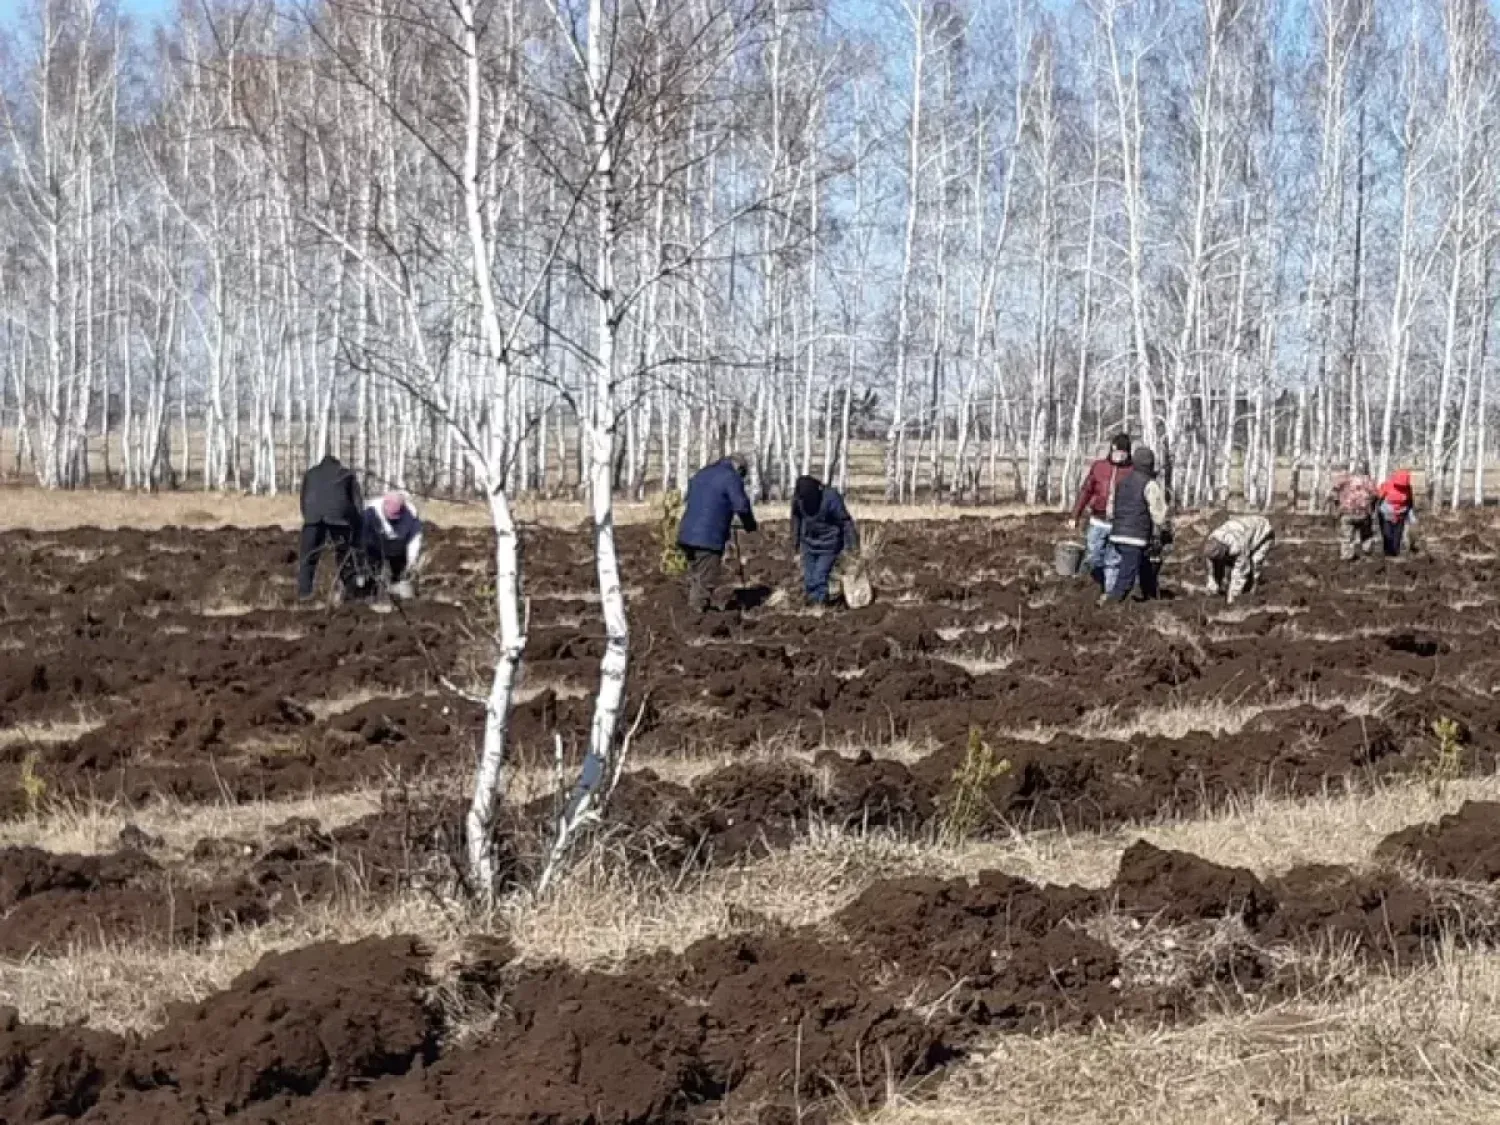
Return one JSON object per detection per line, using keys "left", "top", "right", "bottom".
{"left": 943, "top": 726, "right": 1010, "bottom": 845}
{"left": 1425, "top": 717, "right": 1464, "bottom": 799}
{"left": 19, "top": 750, "right": 47, "bottom": 816}
{"left": 657, "top": 491, "right": 687, "bottom": 576}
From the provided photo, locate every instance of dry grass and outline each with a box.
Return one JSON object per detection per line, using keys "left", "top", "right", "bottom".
{"left": 0, "top": 790, "right": 381, "bottom": 856}
{"left": 514, "top": 677, "right": 590, "bottom": 704}
{"left": 0, "top": 488, "right": 584, "bottom": 531}
{"left": 934, "top": 644, "right": 1018, "bottom": 675}
{"left": 0, "top": 890, "right": 462, "bottom": 1035}
{"left": 869, "top": 943, "right": 1500, "bottom": 1125}
{"left": 0, "top": 487, "right": 1047, "bottom": 533}
{"left": 934, "top": 617, "right": 1013, "bottom": 642}
{"left": 503, "top": 764, "right": 1500, "bottom": 975}
{"left": 194, "top": 599, "right": 287, "bottom": 618}
{"left": 302, "top": 685, "right": 430, "bottom": 721}
{"left": 505, "top": 821, "right": 1122, "bottom": 969}
{"left": 8, "top": 763, "right": 1500, "bottom": 1040}
{"left": 1074, "top": 696, "right": 1277, "bottom": 741}
{"left": 0, "top": 718, "right": 102, "bottom": 749}
{"left": 1074, "top": 688, "right": 1391, "bottom": 742}
{"left": 1137, "top": 773, "right": 1500, "bottom": 878}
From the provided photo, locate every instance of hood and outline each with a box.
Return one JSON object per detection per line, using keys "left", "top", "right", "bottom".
{"left": 1391, "top": 470, "right": 1412, "bottom": 490}
{"left": 794, "top": 476, "right": 824, "bottom": 518}
{"left": 1132, "top": 447, "right": 1156, "bottom": 476}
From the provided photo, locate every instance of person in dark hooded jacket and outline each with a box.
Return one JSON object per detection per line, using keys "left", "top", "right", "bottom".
{"left": 297, "top": 454, "right": 364, "bottom": 601}
{"left": 791, "top": 476, "right": 859, "bottom": 605}
{"left": 678, "top": 454, "right": 757, "bottom": 613}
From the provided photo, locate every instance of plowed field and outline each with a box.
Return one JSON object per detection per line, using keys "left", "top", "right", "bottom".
{"left": 2, "top": 511, "right": 1498, "bottom": 1124}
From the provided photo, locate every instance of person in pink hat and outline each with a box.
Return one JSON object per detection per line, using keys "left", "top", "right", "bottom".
{"left": 357, "top": 490, "right": 425, "bottom": 599}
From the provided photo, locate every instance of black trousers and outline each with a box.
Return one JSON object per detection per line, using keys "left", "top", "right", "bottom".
{"left": 1106, "top": 543, "right": 1160, "bottom": 602}
{"left": 367, "top": 541, "right": 409, "bottom": 583}
{"left": 297, "top": 522, "right": 357, "bottom": 600}
{"left": 1379, "top": 515, "right": 1407, "bottom": 557}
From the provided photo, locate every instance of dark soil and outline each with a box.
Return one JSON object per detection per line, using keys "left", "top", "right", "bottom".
{"left": 0, "top": 797, "right": 462, "bottom": 956}
{"left": 10, "top": 816, "right": 1498, "bottom": 1124}
{"left": 3, "top": 513, "right": 1496, "bottom": 820}
{"left": 3, "top": 514, "right": 1499, "bottom": 1121}
{"left": 1376, "top": 800, "right": 1500, "bottom": 880}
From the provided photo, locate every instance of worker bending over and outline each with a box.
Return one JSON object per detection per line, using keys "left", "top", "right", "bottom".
{"left": 678, "top": 454, "right": 757, "bottom": 613}
{"left": 1203, "top": 515, "right": 1275, "bottom": 606}
{"left": 1328, "top": 461, "right": 1378, "bottom": 561}
{"left": 359, "top": 491, "right": 424, "bottom": 600}
{"left": 791, "top": 475, "right": 859, "bottom": 605}
{"left": 1377, "top": 470, "right": 1416, "bottom": 557}
{"left": 297, "top": 454, "right": 363, "bottom": 602}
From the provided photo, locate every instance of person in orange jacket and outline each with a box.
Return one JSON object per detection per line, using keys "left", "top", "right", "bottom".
{"left": 1376, "top": 469, "right": 1416, "bottom": 557}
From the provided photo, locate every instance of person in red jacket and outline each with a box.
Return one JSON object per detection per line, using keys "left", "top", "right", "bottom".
{"left": 1377, "top": 469, "right": 1416, "bottom": 557}
{"left": 1071, "top": 434, "right": 1132, "bottom": 591}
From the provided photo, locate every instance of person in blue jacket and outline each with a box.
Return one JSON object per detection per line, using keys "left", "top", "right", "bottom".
{"left": 355, "top": 491, "right": 425, "bottom": 600}
{"left": 678, "top": 454, "right": 757, "bottom": 612}
{"left": 791, "top": 476, "right": 859, "bottom": 605}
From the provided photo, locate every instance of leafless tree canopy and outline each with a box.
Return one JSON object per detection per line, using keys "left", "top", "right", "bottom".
{"left": 2, "top": 0, "right": 1497, "bottom": 508}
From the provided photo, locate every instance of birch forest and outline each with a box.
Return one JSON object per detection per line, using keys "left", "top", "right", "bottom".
{"left": 2, "top": 0, "right": 1498, "bottom": 509}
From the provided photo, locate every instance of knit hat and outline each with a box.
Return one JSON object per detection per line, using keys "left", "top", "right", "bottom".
{"left": 381, "top": 492, "right": 406, "bottom": 520}
{"left": 1132, "top": 446, "right": 1156, "bottom": 475}
{"left": 794, "top": 476, "right": 824, "bottom": 518}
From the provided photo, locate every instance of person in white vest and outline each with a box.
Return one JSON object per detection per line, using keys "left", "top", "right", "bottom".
{"left": 359, "top": 491, "right": 425, "bottom": 600}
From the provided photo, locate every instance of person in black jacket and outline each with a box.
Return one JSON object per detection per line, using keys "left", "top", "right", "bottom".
{"left": 791, "top": 476, "right": 859, "bottom": 605}
{"left": 297, "top": 454, "right": 364, "bottom": 601}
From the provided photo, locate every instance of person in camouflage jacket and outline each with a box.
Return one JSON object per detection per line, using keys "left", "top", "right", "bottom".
{"left": 1203, "top": 515, "right": 1275, "bottom": 606}
{"left": 1328, "top": 461, "right": 1378, "bottom": 562}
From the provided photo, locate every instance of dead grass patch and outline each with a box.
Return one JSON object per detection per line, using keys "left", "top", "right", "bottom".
{"left": 0, "top": 718, "right": 102, "bottom": 749}
{"left": 1076, "top": 688, "right": 1391, "bottom": 742}
{"left": 867, "top": 942, "right": 1500, "bottom": 1125}
{"left": 514, "top": 677, "right": 590, "bottom": 704}
{"left": 934, "top": 617, "right": 1012, "bottom": 642}
{"left": 1137, "top": 772, "right": 1500, "bottom": 878}
{"left": 0, "top": 891, "right": 464, "bottom": 1035}
{"left": 1206, "top": 603, "right": 1309, "bottom": 625}
{"left": 0, "top": 790, "right": 382, "bottom": 856}
{"left": 195, "top": 600, "right": 283, "bottom": 618}
{"left": 934, "top": 645, "right": 1017, "bottom": 675}
{"left": 303, "top": 685, "right": 429, "bottom": 721}
{"left": 503, "top": 822, "right": 1120, "bottom": 970}
{"left": 13, "top": 765, "right": 1500, "bottom": 1039}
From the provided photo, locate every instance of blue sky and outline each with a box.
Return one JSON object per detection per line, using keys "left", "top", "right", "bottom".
{"left": 119, "top": 0, "right": 171, "bottom": 24}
